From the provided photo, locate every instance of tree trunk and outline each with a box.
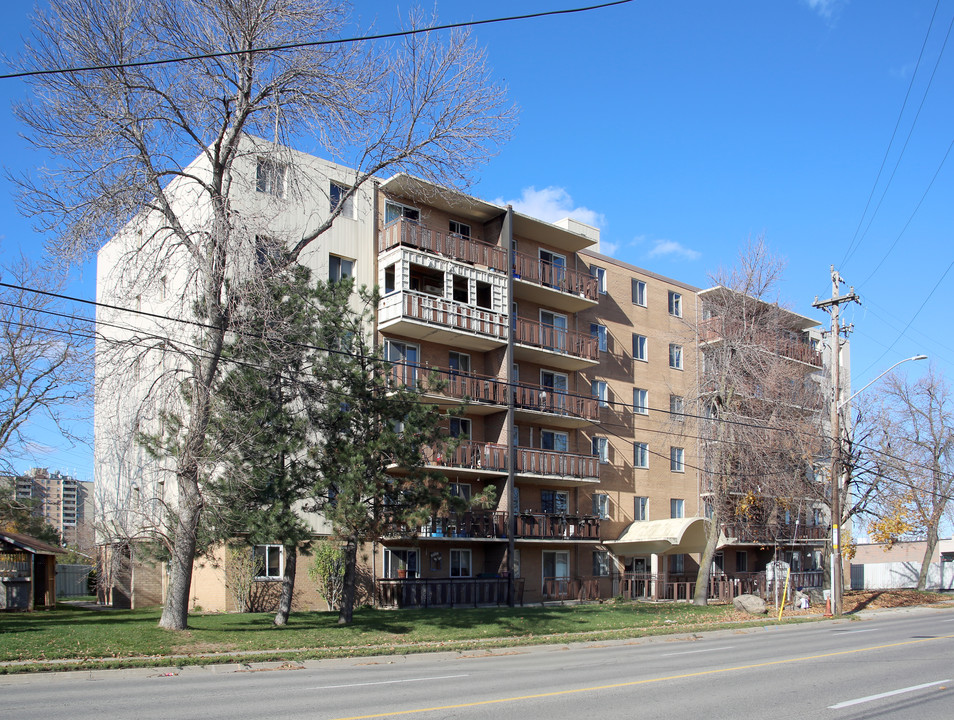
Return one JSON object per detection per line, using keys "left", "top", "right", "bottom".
{"left": 917, "top": 522, "right": 940, "bottom": 591}
{"left": 337, "top": 538, "right": 358, "bottom": 625}
{"left": 158, "top": 482, "right": 202, "bottom": 630}
{"left": 274, "top": 544, "right": 297, "bottom": 626}
{"left": 693, "top": 501, "right": 722, "bottom": 605}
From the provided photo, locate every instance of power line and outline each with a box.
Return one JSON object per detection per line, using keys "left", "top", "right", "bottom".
{"left": 0, "top": 1, "right": 633, "bottom": 80}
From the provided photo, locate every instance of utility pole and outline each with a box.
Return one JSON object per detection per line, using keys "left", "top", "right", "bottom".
{"left": 813, "top": 266, "right": 858, "bottom": 616}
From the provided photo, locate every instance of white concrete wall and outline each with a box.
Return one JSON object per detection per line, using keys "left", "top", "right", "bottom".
{"left": 850, "top": 561, "right": 954, "bottom": 591}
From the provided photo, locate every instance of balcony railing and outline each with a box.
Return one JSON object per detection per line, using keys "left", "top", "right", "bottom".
{"left": 380, "top": 290, "right": 507, "bottom": 342}
{"left": 377, "top": 577, "right": 524, "bottom": 608}
{"left": 721, "top": 522, "right": 830, "bottom": 543}
{"left": 381, "top": 218, "right": 508, "bottom": 270}
{"left": 422, "top": 441, "right": 599, "bottom": 481}
{"left": 513, "top": 317, "right": 599, "bottom": 362}
{"left": 515, "top": 512, "right": 601, "bottom": 539}
{"left": 391, "top": 510, "right": 601, "bottom": 542}
{"left": 700, "top": 319, "right": 822, "bottom": 367}
{"left": 512, "top": 252, "right": 599, "bottom": 302}
{"left": 387, "top": 365, "right": 599, "bottom": 422}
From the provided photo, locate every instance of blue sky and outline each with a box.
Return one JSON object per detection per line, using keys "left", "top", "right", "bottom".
{"left": 1, "top": 1, "right": 952, "bottom": 491}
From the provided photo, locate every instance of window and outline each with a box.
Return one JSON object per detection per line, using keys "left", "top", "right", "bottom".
{"left": 670, "top": 395, "right": 684, "bottom": 422}
{"left": 592, "top": 380, "right": 609, "bottom": 408}
{"left": 450, "top": 549, "right": 472, "bottom": 577}
{"left": 669, "top": 343, "right": 683, "bottom": 370}
{"left": 384, "top": 264, "right": 396, "bottom": 294}
{"left": 255, "top": 235, "right": 283, "bottom": 269}
{"left": 384, "top": 548, "right": 419, "bottom": 579}
{"left": 541, "top": 370, "right": 569, "bottom": 412}
{"left": 540, "top": 310, "right": 569, "bottom": 352}
{"left": 670, "top": 498, "right": 685, "bottom": 519}
{"left": 634, "top": 496, "right": 649, "bottom": 521}
{"left": 633, "top": 388, "right": 649, "bottom": 415}
{"left": 590, "top": 323, "right": 608, "bottom": 352}
{"left": 735, "top": 550, "right": 748, "bottom": 573}
{"left": 453, "top": 275, "right": 469, "bottom": 303}
{"left": 541, "top": 430, "right": 568, "bottom": 452}
{"left": 253, "top": 545, "right": 283, "bottom": 580}
{"left": 668, "top": 291, "right": 682, "bottom": 317}
{"left": 449, "top": 219, "right": 471, "bottom": 238}
{"left": 541, "top": 489, "right": 569, "bottom": 515}
{"left": 385, "top": 340, "right": 419, "bottom": 387}
{"left": 590, "top": 265, "right": 606, "bottom": 294}
{"left": 812, "top": 508, "right": 823, "bottom": 526}
{"left": 329, "top": 255, "right": 354, "bottom": 283}
{"left": 329, "top": 181, "right": 354, "bottom": 219}
{"left": 669, "top": 554, "right": 685, "bottom": 574}
{"left": 385, "top": 201, "right": 420, "bottom": 223}
{"left": 634, "top": 442, "right": 649, "bottom": 468}
{"left": 450, "top": 417, "right": 472, "bottom": 439}
{"left": 632, "top": 279, "right": 647, "bottom": 306}
{"left": 256, "top": 157, "right": 286, "bottom": 197}
{"left": 670, "top": 446, "right": 685, "bottom": 472}
{"left": 633, "top": 334, "right": 647, "bottom": 361}
{"left": 449, "top": 483, "right": 472, "bottom": 501}
{"left": 592, "top": 493, "right": 609, "bottom": 519}
{"left": 592, "top": 436, "right": 609, "bottom": 464}
{"left": 448, "top": 351, "right": 471, "bottom": 373}
{"left": 592, "top": 550, "right": 610, "bottom": 577}
{"left": 539, "top": 249, "right": 567, "bottom": 289}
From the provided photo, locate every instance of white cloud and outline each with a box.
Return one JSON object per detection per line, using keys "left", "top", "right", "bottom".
{"left": 802, "top": 0, "right": 846, "bottom": 20}
{"left": 646, "top": 239, "right": 701, "bottom": 261}
{"left": 495, "top": 186, "right": 605, "bottom": 229}
{"left": 600, "top": 240, "right": 619, "bottom": 257}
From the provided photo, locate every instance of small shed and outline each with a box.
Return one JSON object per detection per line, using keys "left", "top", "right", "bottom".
{"left": 0, "top": 531, "right": 64, "bottom": 610}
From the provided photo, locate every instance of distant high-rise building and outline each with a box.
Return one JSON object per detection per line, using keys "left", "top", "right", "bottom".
{"left": 13, "top": 468, "right": 94, "bottom": 551}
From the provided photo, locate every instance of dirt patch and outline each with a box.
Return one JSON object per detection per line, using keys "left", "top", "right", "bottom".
{"left": 842, "top": 589, "right": 952, "bottom": 612}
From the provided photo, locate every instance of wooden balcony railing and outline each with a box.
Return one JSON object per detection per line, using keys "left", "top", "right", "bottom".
{"left": 542, "top": 575, "right": 609, "bottom": 601}
{"left": 513, "top": 317, "right": 599, "bottom": 362}
{"left": 721, "top": 522, "right": 830, "bottom": 543}
{"left": 376, "top": 577, "right": 524, "bottom": 608}
{"left": 512, "top": 251, "right": 599, "bottom": 302}
{"left": 515, "top": 512, "right": 601, "bottom": 540}
{"left": 389, "top": 510, "right": 600, "bottom": 542}
{"left": 381, "top": 218, "right": 508, "bottom": 270}
{"left": 386, "top": 365, "right": 599, "bottom": 422}
{"left": 382, "top": 290, "right": 507, "bottom": 341}
{"left": 699, "top": 318, "right": 822, "bottom": 367}
{"left": 515, "top": 446, "right": 600, "bottom": 481}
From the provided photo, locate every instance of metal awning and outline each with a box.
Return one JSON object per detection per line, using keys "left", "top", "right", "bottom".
{"left": 606, "top": 518, "right": 709, "bottom": 555}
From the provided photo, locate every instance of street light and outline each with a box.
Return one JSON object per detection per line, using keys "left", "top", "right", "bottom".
{"left": 838, "top": 355, "right": 928, "bottom": 411}
{"left": 829, "top": 353, "right": 927, "bottom": 616}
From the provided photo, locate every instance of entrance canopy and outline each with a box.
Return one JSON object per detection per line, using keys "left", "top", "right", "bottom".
{"left": 606, "top": 517, "right": 709, "bottom": 555}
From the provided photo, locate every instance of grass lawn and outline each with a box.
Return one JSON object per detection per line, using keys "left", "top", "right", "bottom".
{"left": 0, "top": 601, "right": 773, "bottom": 670}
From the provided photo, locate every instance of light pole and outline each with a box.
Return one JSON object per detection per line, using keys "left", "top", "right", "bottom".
{"left": 830, "top": 353, "right": 927, "bottom": 616}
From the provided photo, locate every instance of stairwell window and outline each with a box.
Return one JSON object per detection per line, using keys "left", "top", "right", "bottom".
{"left": 668, "top": 291, "right": 682, "bottom": 317}
{"left": 670, "top": 498, "right": 685, "bottom": 519}
{"left": 670, "top": 446, "right": 685, "bottom": 472}
{"left": 591, "top": 323, "right": 608, "bottom": 352}
{"left": 633, "top": 334, "right": 647, "bottom": 361}
{"left": 592, "top": 436, "right": 609, "bottom": 464}
{"left": 329, "top": 182, "right": 354, "bottom": 219}
{"left": 592, "top": 380, "right": 609, "bottom": 408}
{"left": 635, "top": 496, "right": 649, "bottom": 521}
{"left": 632, "top": 279, "right": 646, "bottom": 306}
{"left": 592, "top": 493, "right": 609, "bottom": 519}
{"left": 633, "top": 388, "right": 649, "bottom": 415}
{"left": 669, "top": 343, "right": 683, "bottom": 369}
{"left": 329, "top": 255, "right": 354, "bottom": 283}
{"left": 634, "top": 442, "right": 649, "bottom": 469}
{"left": 670, "top": 395, "right": 684, "bottom": 422}
{"left": 590, "top": 265, "right": 607, "bottom": 294}
{"left": 256, "top": 157, "right": 287, "bottom": 197}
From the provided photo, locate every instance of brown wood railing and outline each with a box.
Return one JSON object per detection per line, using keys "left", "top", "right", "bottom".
{"left": 515, "top": 446, "right": 600, "bottom": 480}
{"left": 512, "top": 252, "right": 599, "bottom": 301}
{"left": 513, "top": 317, "right": 599, "bottom": 362}
{"left": 377, "top": 576, "right": 523, "bottom": 608}
{"left": 387, "top": 365, "right": 600, "bottom": 422}
{"left": 398, "top": 291, "right": 507, "bottom": 341}
{"left": 381, "top": 218, "right": 508, "bottom": 270}
{"left": 515, "top": 513, "right": 601, "bottom": 540}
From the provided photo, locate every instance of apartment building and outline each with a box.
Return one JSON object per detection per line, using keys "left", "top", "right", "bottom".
{"left": 9, "top": 468, "right": 94, "bottom": 551}
{"left": 95, "top": 138, "right": 832, "bottom": 611}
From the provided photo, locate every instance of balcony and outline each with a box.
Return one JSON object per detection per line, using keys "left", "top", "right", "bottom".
{"left": 378, "top": 290, "right": 507, "bottom": 351}
{"left": 417, "top": 441, "right": 599, "bottom": 484}
{"left": 512, "top": 251, "right": 599, "bottom": 311}
{"left": 700, "top": 319, "right": 822, "bottom": 368}
{"left": 515, "top": 512, "right": 601, "bottom": 540}
{"left": 721, "top": 522, "right": 830, "bottom": 544}
{"left": 386, "top": 510, "right": 600, "bottom": 542}
{"left": 387, "top": 365, "right": 599, "bottom": 427}
{"left": 513, "top": 317, "right": 599, "bottom": 370}
{"left": 380, "top": 218, "right": 508, "bottom": 271}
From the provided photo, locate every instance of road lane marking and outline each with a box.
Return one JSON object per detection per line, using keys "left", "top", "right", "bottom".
{"left": 324, "top": 634, "right": 954, "bottom": 720}
{"left": 660, "top": 646, "right": 734, "bottom": 656}
{"left": 833, "top": 628, "right": 876, "bottom": 634}
{"left": 828, "top": 679, "right": 951, "bottom": 709}
{"left": 311, "top": 674, "right": 468, "bottom": 690}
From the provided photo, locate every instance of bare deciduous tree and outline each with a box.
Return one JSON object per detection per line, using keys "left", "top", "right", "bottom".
{"left": 0, "top": 255, "right": 91, "bottom": 472}
{"left": 14, "top": 0, "right": 515, "bottom": 629}
{"left": 689, "top": 239, "right": 826, "bottom": 605}
{"left": 866, "top": 367, "right": 953, "bottom": 590}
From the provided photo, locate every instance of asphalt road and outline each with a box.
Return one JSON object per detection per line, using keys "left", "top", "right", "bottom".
{"left": 2, "top": 607, "right": 952, "bottom": 720}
